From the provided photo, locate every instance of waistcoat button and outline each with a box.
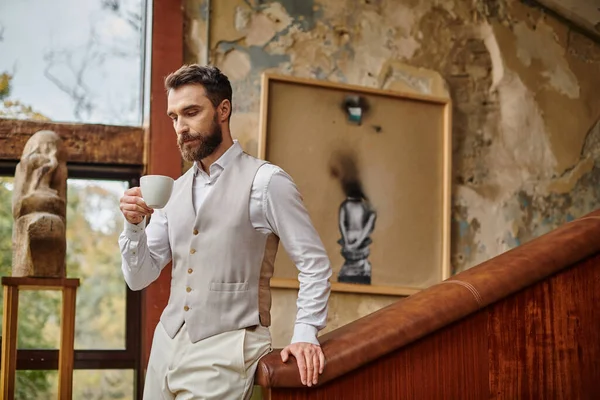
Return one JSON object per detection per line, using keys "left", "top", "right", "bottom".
{"left": 187, "top": 268, "right": 193, "bottom": 274}
{"left": 184, "top": 305, "right": 189, "bottom": 311}
{"left": 190, "top": 249, "right": 196, "bottom": 254}
{"left": 186, "top": 287, "right": 191, "bottom": 293}
{"left": 193, "top": 229, "right": 199, "bottom": 235}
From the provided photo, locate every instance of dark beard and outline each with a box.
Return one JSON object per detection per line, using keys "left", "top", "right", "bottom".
{"left": 178, "top": 116, "right": 223, "bottom": 162}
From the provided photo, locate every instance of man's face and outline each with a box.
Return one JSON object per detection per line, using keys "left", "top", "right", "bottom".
{"left": 167, "top": 84, "right": 223, "bottom": 162}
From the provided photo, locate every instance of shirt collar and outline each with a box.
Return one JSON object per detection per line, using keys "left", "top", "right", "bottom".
{"left": 192, "top": 140, "right": 242, "bottom": 178}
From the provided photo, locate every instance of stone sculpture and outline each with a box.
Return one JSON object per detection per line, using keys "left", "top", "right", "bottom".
{"left": 12, "top": 130, "right": 67, "bottom": 277}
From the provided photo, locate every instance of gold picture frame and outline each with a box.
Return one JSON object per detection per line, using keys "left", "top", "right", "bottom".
{"left": 259, "top": 73, "right": 452, "bottom": 296}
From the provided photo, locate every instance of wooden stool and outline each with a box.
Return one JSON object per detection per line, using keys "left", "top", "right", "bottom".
{"left": 1, "top": 277, "right": 80, "bottom": 400}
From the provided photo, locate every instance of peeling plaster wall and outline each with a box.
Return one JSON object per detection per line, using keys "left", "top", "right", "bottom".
{"left": 184, "top": 0, "right": 600, "bottom": 347}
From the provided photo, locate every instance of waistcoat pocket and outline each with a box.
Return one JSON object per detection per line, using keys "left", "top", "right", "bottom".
{"left": 210, "top": 282, "right": 249, "bottom": 292}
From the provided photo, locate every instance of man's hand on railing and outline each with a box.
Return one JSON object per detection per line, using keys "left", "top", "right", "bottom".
{"left": 280, "top": 342, "right": 325, "bottom": 387}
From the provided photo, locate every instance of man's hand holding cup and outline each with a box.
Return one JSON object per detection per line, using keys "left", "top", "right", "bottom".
{"left": 119, "top": 175, "right": 174, "bottom": 225}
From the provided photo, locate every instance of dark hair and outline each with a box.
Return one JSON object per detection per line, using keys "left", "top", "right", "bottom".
{"left": 164, "top": 64, "right": 232, "bottom": 109}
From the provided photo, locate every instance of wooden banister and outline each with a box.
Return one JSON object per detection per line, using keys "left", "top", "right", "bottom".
{"left": 257, "top": 210, "right": 600, "bottom": 399}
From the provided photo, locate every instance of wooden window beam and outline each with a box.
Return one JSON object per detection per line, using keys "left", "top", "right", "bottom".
{"left": 0, "top": 118, "right": 145, "bottom": 165}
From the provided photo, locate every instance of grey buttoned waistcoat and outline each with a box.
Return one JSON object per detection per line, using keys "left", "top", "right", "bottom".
{"left": 159, "top": 151, "right": 280, "bottom": 342}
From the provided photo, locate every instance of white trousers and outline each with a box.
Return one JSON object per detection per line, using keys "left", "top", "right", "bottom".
{"left": 143, "top": 322, "right": 272, "bottom": 400}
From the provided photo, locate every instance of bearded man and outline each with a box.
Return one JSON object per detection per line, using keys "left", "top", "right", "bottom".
{"left": 118, "top": 65, "right": 332, "bottom": 399}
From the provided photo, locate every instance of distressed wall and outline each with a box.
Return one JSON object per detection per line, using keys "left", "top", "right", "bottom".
{"left": 183, "top": 0, "right": 600, "bottom": 347}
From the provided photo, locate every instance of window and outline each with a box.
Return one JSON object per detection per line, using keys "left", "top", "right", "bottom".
{"left": 12, "top": 370, "right": 135, "bottom": 399}
{"left": 68, "top": 179, "right": 130, "bottom": 351}
{"left": 0, "top": 171, "right": 142, "bottom": 399}
{"left": 0, "top": 0, "right": 148, "bottom": 398}
{"left": 0, "top": 0, "right": 146, "bottom": 125}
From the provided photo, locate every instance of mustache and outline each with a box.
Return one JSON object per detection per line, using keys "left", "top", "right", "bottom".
{"left": 178, "top": 132, "right": 202, "bottom": 144}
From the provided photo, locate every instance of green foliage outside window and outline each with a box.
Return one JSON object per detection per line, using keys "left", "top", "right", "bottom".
{"left": 0, "top": 177, "right": 133, "bottom": 399}
{"left": 0, "top": 73, "right": 49, "bottom": 121}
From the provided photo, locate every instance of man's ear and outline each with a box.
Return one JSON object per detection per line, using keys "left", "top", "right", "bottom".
{"left": 219, "top": 100, "right": 231, "bottom": 122}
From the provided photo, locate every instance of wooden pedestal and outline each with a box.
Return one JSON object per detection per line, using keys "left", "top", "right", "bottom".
{"left": 1, "top": 277, "right": 80, "bottom": 400}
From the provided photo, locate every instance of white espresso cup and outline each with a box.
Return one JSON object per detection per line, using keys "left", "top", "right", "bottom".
{"left": 140, "top": 175, "right": 174, "bottom": 209}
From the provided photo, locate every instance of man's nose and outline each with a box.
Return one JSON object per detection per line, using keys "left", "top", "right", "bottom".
{"left": 175, "top": 119, "right": 189, "bottom": 135}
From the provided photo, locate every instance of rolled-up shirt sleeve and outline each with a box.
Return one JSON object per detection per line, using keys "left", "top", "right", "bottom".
{"left": 263, "top": 168, "right": 332, "bottom": 346}
{"left": 118, "top": 208, "right": 172, "bottom": 291}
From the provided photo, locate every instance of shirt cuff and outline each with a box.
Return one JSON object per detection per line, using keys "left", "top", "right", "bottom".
{"left": 123, "top": 217, "right": 146, "bottom": 239}
{"left": 291, "top": 323, "right": 320, "bottom": 346}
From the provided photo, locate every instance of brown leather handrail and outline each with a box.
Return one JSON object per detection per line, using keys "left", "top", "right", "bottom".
{"left": 256, "top": 210, "right": 600, "bottom": 388}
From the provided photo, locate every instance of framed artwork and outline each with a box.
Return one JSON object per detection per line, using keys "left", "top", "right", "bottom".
{"left": 259, "top": 73, "right": 452, "bottom": 296}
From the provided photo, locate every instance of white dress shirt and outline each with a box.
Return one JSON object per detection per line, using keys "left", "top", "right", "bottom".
{"left": 119, "top": 141, "right": 332, "bottom": 345}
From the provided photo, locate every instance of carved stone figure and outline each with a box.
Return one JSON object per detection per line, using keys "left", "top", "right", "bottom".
{"left": 12, "top": 130, "right": 67, "bottom": 277}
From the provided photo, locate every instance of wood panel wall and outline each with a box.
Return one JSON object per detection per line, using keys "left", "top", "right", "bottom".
{"left": 264, "top": 253, "right": 600, "bottom": 399}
